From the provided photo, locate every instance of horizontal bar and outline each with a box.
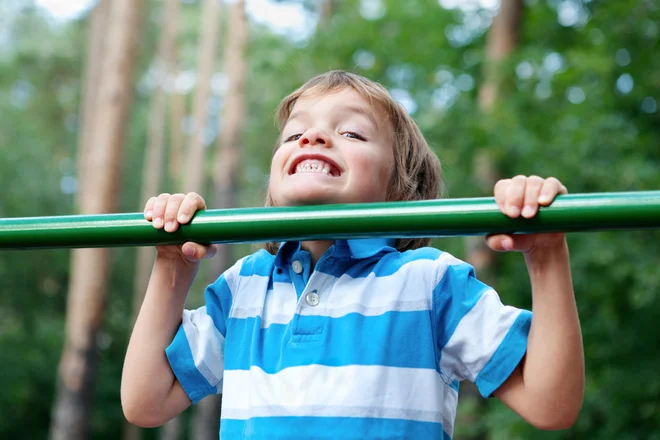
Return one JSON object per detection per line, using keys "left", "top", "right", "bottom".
{"left": 1, "top": 191, "right": 659, "bottom": 250}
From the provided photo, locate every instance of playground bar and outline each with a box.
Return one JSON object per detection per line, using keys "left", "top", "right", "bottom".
{"left": 1, "top": 191, "right": 659, "bottom": 250}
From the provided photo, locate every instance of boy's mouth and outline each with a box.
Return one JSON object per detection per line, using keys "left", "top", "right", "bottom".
{"left": 290, "top": 156, "right": 341, "bottom": 177}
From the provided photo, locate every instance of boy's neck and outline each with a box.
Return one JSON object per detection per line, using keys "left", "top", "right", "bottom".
{"left": 301, "top": 240, "right": 334, "bottom": 267}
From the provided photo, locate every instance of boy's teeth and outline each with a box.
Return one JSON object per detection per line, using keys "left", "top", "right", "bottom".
{"left": 295, "top": 159, "right": 334, "bottom": 175}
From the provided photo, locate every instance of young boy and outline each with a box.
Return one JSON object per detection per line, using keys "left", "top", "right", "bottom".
{"left": 121, "top": 71, "right": 583, "bottom": 439}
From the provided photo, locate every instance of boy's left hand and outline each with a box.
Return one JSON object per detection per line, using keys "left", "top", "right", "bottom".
{"left": 486, "top": 175, "right": 568, "bottom": 254}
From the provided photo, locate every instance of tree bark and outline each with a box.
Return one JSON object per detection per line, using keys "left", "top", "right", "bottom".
{"left": 49, "top": 1, "right": 144, "bottom": 440}
{"left": 317, "top": 0, "right": 335, "bottom": 30}
{"left": 183, "top": 0, "right": 222, "bottom": 194}
{"left": 126, "top": 1, "right": 181, "bottom": 438}
{"left": 169, "top": 82, "right": 187, "bottom": 189}
{"left": 75, "top": 0, "right": 109, "bottom": 209}
{"left": 161, "top": 1, "right": 223, "bottom": 439}
{"left": 460, "top": 1, "right": 525, "bottom": 439}
{"left": 191, "top": 1, "right": 248, "bottom": 439}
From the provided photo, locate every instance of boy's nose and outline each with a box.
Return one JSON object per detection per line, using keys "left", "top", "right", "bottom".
{"left": 298, "top": 128, "right": 331, "bottom": 148}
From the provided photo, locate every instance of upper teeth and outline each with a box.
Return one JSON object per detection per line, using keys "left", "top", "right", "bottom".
{"left": 295, "top": 159, "right": 332, "bottom": 175}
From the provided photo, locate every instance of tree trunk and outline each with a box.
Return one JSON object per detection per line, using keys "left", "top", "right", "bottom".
{"left": 49, "top": 1, "right": 144, "bottom": 440}
{"left": 460, "top": 1, "right": 525, "bottom": 439}
{"left": 183, "top": 0, "right": 222, "bottom": 194}
{"left": 317, "top": 0, "right": 335, "bottom": 30}
{"left": 126, "top": 1, "right": 181, "bottom": 438}
{"left": 75, "top": 0, "right": 109, "bottom": 209}
{"left": 191, "top": 1, "right": 248, "bottom": 439}
{"left": 169, "top": 82, "right": 187, "bottom": 189}
{"left": 161, "top": 1, "right": 222, "bottom": 439}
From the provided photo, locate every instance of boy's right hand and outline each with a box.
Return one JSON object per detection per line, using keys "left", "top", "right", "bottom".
{"left": 144, "top": 192, "right": 217, "bottom": 263}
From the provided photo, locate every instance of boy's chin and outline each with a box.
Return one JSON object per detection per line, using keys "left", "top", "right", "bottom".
{"left": 278, "top": 191, "right": 345, "bottom": 206}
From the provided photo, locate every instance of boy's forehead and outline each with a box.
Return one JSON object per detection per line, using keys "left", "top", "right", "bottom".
{"left": 291, "top": 87, "right": 387, "bottom": 124}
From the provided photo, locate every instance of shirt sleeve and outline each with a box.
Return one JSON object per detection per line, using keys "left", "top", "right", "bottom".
{"left": 165, "top": 263, "right": 237, "bottom": 403}
{"left": 432, "top": 253, "right": 532, "bottom": 398}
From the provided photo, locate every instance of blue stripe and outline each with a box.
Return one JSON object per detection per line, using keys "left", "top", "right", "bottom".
{"left": 224, "top": 311, "right": 437, "bottom": 372}
{"left": 239, "top": 249, "right": 275, "bottom": 277}
{"left": 432, "top": 261, "right": 489, "bottom": 352}
{"left": 475, "top": 310, "right": 532, "bottom": 398}
{"left": 165, "top": 325, "right": 218, "bottom": 403}
{"left": 204, "top": 274, "right": 233, "bottom": 337}
{"left": 221, "top": 416, "right": 446, "bottom": 440}
{"left": 317, "top": 247, "right": 442, "bottom": 279}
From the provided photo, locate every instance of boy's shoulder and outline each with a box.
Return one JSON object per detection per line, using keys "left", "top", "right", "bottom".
{"left": 232, "top": 248, "right": 276, "bottom": 277}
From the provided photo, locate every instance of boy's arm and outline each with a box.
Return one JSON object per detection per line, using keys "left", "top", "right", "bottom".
{"left": 121, "top": 257, "right": 195, "bottom": 427}
{"left": 121, "top": 193, "right": 217, "bottom": 427}
{"left": 488, "top": 176, "right": 584, "bottom": 430}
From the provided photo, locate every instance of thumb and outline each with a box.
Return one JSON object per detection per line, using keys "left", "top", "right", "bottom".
{"left": 485, "top": 234, "right": 536, "bottom": 253}
{"left": 181, "top": 242, "right": 218, "bottom": 261}
{"left": 485, "top": 234, "right": 515, "bottom": 252}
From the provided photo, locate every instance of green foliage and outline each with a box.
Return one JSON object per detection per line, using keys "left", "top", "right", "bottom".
{"left": 0, "top": 0, "right": 659, "bottom": 438}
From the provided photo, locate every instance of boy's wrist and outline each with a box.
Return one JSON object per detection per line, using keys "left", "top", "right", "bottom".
{"left": 523, "top": 237, "right": 569, "bottom": 272}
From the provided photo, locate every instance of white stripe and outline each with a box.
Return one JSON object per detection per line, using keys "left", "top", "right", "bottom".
{"left": 182, "top": 306, "right": 225, "bottom": 388}
{"left": 442, "top": 385, "right": 458, "bottom": 437}
{"left": 222, "top": 365, "right": 449, "bottom": 424}
{"left": 261, "top": 283, "right": 297, "bottom": 327}
{"left": 228, "top": 274, "right": 270, "bottom": 319}
{"left": 228, "top": 254, "right": 464, "bottom": 325}
{"left": 440, "top": 289, "right": 521, "bottom": 382}
{"left": 222, "top": 257, "right": 243, "bottom": 299}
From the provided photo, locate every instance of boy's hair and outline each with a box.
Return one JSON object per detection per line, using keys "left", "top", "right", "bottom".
{"left": 265, "top": 70, "right": 443, "bottom": 254}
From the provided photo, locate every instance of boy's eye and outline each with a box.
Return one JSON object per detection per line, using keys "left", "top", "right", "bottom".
{"left": 284, "top": 133, "right": 303, "bottom": 142}
{"left": 342, "top": 131, "right": 366, "bottom": 141}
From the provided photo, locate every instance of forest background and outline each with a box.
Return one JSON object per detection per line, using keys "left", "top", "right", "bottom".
{"left": 0, "top": 0, "right": 659, "bottom": 439}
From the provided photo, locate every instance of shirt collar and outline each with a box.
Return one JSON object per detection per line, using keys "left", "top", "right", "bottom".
{"left": 274, "top": 238, "right": 397, "bottom": 268}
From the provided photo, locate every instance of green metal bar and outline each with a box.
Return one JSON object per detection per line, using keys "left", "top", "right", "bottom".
{"left": 1, "top": 191, "right": 659, "bottom": 250}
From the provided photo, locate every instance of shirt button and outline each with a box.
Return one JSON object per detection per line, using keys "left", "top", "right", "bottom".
{"left": 292, "top": 260, "right": 303, "bottom": 274}
{"left": 305, "top": 290, "right": 320, "bottom": 307}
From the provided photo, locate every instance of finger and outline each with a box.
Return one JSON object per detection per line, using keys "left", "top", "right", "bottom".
{"left": 494, "top": 179, "right": 511, "bottom": 212}
{"left": 178, "top": 192, "right": 207, "bottom": 224}
{"left": 538, "top": 177, "right": 566, "bottom": 205}
{"left": 151, "top": 193, "right": 171, "bottom": 229}
{"left": 505, "top": 175, "right": 527, "bottom": 218}
{"left": 144, "top": 197, "right": 158, "bottom": 221}
{"left": 181, "top": 242, "right": 217, "bottom": 261}
{"left": 486, "top": 233, "right": 536, "bottom": 253}
{"left": 521, "top": 175, "right": 544, "bottom": 218}
{"left": 163, "top": 193, "right": 186, "bottom": 232}
{"left": 485, "top": 234, "right": 516, "bottom": 252}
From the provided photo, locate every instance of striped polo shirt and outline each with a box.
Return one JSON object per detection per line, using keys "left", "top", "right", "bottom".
{"left": 166, "top": 238, "right": 531, "bottom": 439}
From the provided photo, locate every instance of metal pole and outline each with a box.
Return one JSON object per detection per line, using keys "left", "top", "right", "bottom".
{"left": 1, "top": 191, "right": 659, "bottom": 250}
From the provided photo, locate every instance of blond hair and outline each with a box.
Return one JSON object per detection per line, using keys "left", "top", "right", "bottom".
{"left": 265, "top": 70, "right": 443, "bottom": 254}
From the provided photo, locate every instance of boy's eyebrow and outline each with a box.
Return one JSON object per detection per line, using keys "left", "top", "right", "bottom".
{"left": 287, "top": 105, "right": 380, "bottom": 129}
{"left": 342, "top": 105, "right": 380, "bottom": 129}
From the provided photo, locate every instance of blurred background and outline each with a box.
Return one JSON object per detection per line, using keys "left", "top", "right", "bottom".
{"left": 1, "top": 0, "right": 659, "bottom": 439}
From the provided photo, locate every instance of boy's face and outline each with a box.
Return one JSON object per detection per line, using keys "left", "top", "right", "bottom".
{"left": 269, "top": 88, "right": 394, "bottom": 207}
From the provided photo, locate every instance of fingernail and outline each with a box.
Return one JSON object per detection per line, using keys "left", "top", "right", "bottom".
{"left": 182, "top": 244, "right": 194, "bottom": 257}
{"left": 165, "top": 221, "right": 175, "bottom": 231}
{"left": 153, "top": 218, "right": 163, "bottom": 228}
{"left": 539, "top": 194, "right": 550, "bottom": 203}
{"left": 145, "top": 210, "right": 152, "bottom": 218}
{"left": 522, "top": 206, "right": 535, "bottom": 217}
{"left": 178, "top": 214, "right": 188, "bottom": 223}
{"left": 508, "top": 205, "right": 520, "bottom": 217}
